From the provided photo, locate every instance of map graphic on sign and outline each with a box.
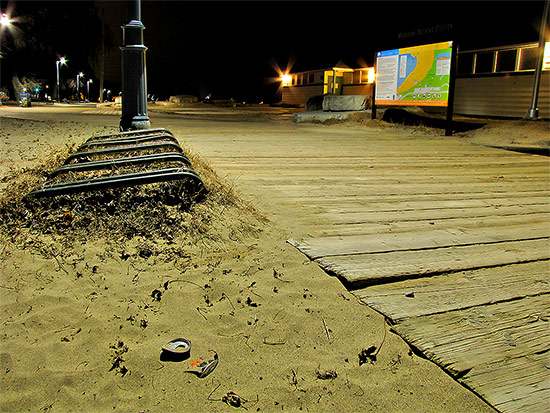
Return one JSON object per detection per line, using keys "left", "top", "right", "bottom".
{"left": 375, "top": 41, "right": 453, "bottom": 107}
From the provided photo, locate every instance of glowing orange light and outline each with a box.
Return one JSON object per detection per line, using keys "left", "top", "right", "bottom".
{"left": 543, "top": 42, "right": 550, "bottom": 70}
{"left": 281, "top": 74, "right": 292, "bottom": 87}
{"left": 367, "top": 68, "right": 375, "bottom": 83}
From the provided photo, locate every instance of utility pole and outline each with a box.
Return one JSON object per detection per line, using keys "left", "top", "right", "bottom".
{"left": 525, "top": 0, "right": 549, "bottom": 120}
{"left": 120, "top": 0, "right": 150, "bottom": 131}
{"left": 99, "top": 7, "right": 105, "bottom": 104}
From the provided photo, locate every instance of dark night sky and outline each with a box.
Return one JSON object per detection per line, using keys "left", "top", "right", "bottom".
{"left": 2, "top": 0, "right": 546, "bottom": 102}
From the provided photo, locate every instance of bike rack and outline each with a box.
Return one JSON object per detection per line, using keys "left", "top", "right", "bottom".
{"left": 27, "top": 129, "right": 205, "bottom": 199}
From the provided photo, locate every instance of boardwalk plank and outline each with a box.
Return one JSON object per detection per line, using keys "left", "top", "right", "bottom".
{"left": 392, "top": 296, "right": 550, "bottom": 413}
{"left": 317, "top": 238, "right": 550, "bottom": 287}
{"left": 317, "top": 204, "right": 549, "bottom": 226}
{"left": 463, "top": 354, "right": 550, "bottom": 413}
{"left": 323, "top": 196, "right": 548, "bottom": 214}
{"left": 355, "top": 260, "right": 550, "bottom": 320}
{"left": 316, "top": 212, "right": 550, "bottom": 237}
{"left": 291, "top": 222, "right": 550, "bottom": 260}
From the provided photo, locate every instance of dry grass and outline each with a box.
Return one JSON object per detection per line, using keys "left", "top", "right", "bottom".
{"left": 0, "top": 143, "right": 267, "bottom": 260}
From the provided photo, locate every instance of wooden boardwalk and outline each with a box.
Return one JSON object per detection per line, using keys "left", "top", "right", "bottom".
{"left": 179, "top": 121, "right": 550, "bottom": 412}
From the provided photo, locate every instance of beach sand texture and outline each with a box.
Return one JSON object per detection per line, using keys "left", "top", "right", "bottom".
{"left": 0, "top": 113, "right": 507, "bottom": 412}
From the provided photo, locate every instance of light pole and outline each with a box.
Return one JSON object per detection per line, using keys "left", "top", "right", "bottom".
{"left": 87, "top": 79, "right": 93, "bottom": 102}
{"left": 76, "top": 72, "right": 83, "bottom": 102}
{"left": 526, "top": 0, "right": 550, "bottom": 120}
{"left": 56, "top": 57, "right": 67, "bottom": 102}
{"left": 120, "top": 0, "right": 150, "bottom": 130}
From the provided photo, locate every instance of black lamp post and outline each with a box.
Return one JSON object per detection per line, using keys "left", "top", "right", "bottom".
{"left": 526, "top": 0, "right": 550, "bottom": 120}
{"left": 120, "top": 0, "right": 151, "bottom": 131}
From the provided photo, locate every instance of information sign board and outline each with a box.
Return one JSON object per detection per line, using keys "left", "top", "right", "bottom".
{"left": 375, "top": 41, "right": 453, "bottom": 107}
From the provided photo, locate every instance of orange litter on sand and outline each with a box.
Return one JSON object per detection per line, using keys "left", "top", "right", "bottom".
{"left": 187, "top": 350, "right": 219, "bottom": 378}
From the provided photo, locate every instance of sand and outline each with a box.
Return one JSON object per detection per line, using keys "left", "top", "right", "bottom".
{"left": 2, "top": 108, "right": 543, "bottom": 412}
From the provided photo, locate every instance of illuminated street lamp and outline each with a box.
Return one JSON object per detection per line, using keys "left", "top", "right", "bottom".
{"left": 0, "top": 12, "right": 11, "bottom": 27}
{"left": 87, "top": 79, "right": 93, "bottom": 101}
{"left": 76, "top": 72, "right": 83, "bottom": 102}
{"left": 56, "top": 57, "right": 67, "bottom": 102}
{"left": 1, "top": 12, "right": 16, "bottom": 39}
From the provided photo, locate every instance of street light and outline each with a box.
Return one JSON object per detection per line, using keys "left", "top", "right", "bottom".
{"left": 56, "top": 57, "right": 67, "bottom": 102}
{"left": 0, "top": 13, "right": 11, "bottom": 27}
{"left": 87, "top": 79, "right": 93, "bottom": 102}
{"left": 1, "top": 11, "right": 17, "bottom": 38}
{"left": 76, "top": 72, "right": 84, "bottom": 102}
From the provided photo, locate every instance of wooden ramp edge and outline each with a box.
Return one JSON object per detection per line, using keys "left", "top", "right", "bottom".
{"left": 355, "top": 260, "right": 550, "bottom": 322}
{"left": 289, "top": 222, "right": 550, "bottom": 288}
{"left": 316, "top": 238, "right": 550, "bottom": 287}
{"left": 291, "top": 222, "right": 550, "bottom": 260}
{"left": 392, "top": 294, "right": 550, "bottom": 413}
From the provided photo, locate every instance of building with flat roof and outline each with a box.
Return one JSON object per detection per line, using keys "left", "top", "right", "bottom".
{"left": 280, "top": 62, "right": 375, "bottom": 106}
{"left": 453, "top": 41, "right": 550, "bottom": 118}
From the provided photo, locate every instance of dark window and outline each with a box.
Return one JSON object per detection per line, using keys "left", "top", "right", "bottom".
{"left": 457, "top": 53, "right": 474, "bottom": 75}
{"left": 519, "top": 47, "right": 538, "bottom": 70}
{"left": 474, "top": 52, "right": 495, "bottom": 73}
{"left": 495, "top": 49, "right": 517, "bottom": 72}
{"left": 309, "top": 73, "right": 315, "bottom": 83}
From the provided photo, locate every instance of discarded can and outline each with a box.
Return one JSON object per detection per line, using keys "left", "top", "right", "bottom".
{"left": 187, "top": 350, "right": 219, "bottom": 378}
{"left": 162, "top": 337, "right": 191, "bottom": 356}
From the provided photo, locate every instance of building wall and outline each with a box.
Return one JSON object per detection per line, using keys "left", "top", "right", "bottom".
{"left": 343, "top": 84, "right": 374, "bottom": 97}
{"left": 454, "top": 72, "right": 550, "bottom": 118}
{"left": 282, "top": 83, "right": 373, "bottom": 106}
{"left": 282, "top": 85, "right": 324, "bottom": 106}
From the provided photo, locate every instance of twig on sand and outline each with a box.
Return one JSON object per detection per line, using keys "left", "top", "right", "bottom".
{"left": 221, "top": 292, "right": 235, "bottom": 311}
{"left": 164, "top": 279, "right": 204, "bottom": 291}
{"left": 53, "top": 254, "right": 69, "bottom": 275}
{"left": 207, "top": 382, "right": 223, "bottom": 401}
{"left": 321, "top": 317, "right": 331, "bottom": 342}
{"left": 373, "top": 318, "right": 387, "bottom": 358}
{"left": 196, "top": 307, "right": 208, "bottom": 320}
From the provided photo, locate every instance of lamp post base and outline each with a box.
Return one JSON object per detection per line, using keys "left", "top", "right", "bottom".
{"left": 120, "top": 115, "right": 151, "bottom": 131}
{"left": 524, "top": 108, "right": 539, "bottom": 121}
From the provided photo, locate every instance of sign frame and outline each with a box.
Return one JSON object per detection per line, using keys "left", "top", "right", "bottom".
{"left": 372, "top": 40, "right": 458, "bottom": 136}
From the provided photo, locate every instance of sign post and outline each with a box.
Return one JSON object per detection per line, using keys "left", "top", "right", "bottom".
{"left": 445, "top": 41, "right": 458, "bottom": 136}
{"left": 371, "top": 51, "right": 377, "bottom": 120}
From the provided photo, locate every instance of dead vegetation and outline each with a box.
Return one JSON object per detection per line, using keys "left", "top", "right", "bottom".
{"left": 0, "top": 141, "right": 267, "bottom": 260}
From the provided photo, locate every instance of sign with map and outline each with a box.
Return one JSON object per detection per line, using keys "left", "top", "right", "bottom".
{"left": 375, "top": 41, "right": 453, "bottom": 107}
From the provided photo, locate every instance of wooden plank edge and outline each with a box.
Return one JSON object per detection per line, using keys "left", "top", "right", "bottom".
{"left": 326, "top": 257, "right": 550, "bottom": 290}
{"left": 367, "top": 290, "right": 550, "bottom": 324}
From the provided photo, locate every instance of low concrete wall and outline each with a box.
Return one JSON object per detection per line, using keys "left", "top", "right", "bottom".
{"left": 322, "top": 95, "right": 370, "bottom": 111}
{"left": 294, "top": 110, "right": 362, "bottom": 123}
